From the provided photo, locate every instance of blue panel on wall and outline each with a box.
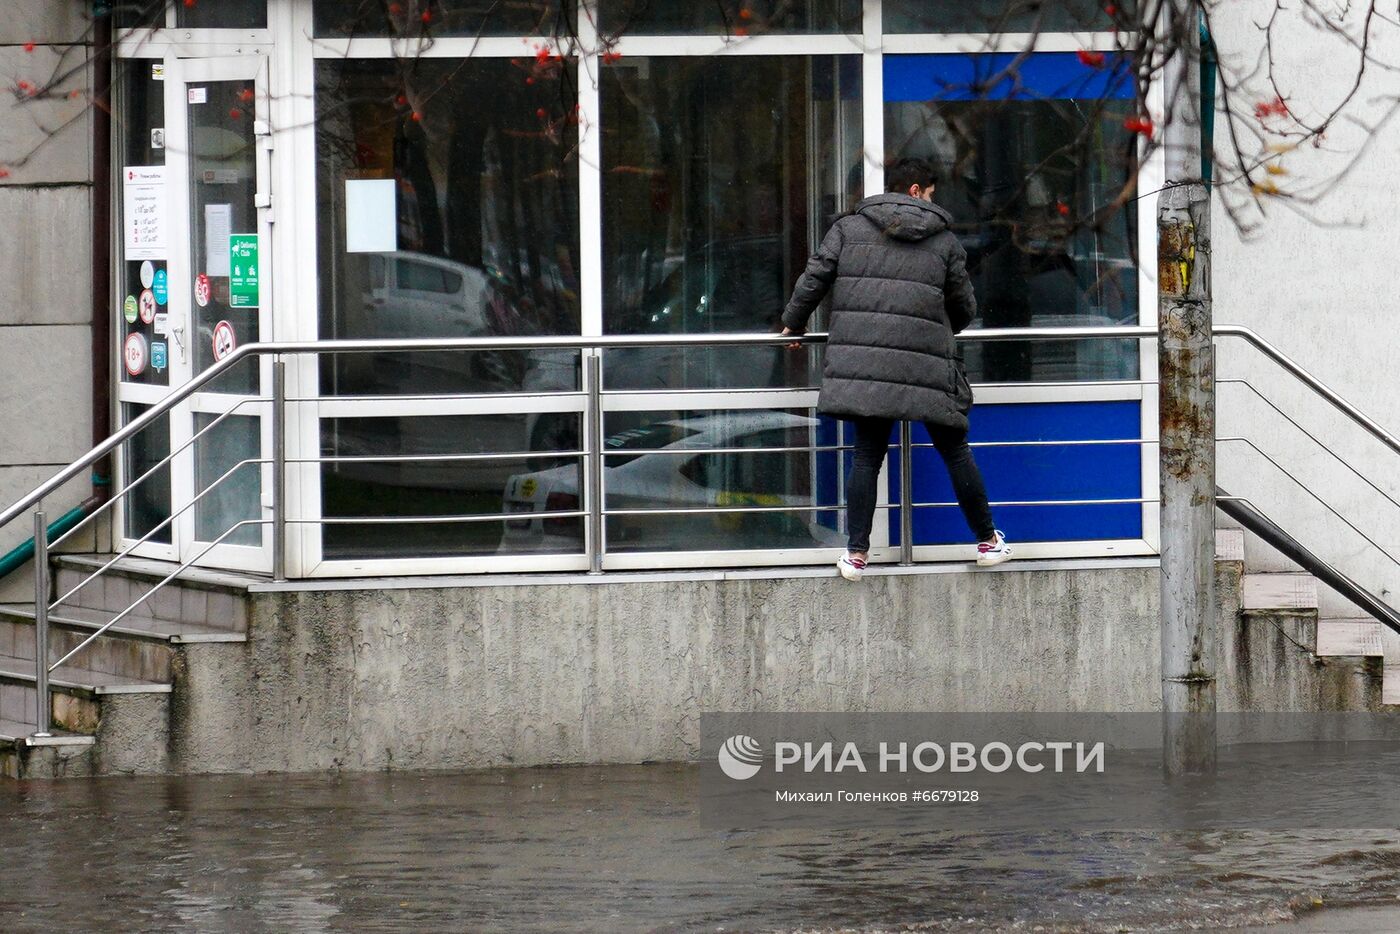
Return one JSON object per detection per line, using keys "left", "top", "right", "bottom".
{"left": 815, "top": 415, "right": 842, "bottom": 533}
{"left": 883, "top": 52, "right": 1134, "bottom": 103}
{"left": 888, "top": 400, "right": 1143, "bottom": 545}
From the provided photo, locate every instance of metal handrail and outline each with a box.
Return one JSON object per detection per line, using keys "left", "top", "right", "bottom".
{"left": 1218, "top": 492, "right": 1400, "bottom": 636}
{"left": 12, "top": 320, "right": 1398, "bottom": 537}
{"left": 46, "top": 518, "right": 271, "bottom": 674}
{"left": 8, "top": 322, "right": 1400, "bottom": 737}
{"left": 51, "top": 455, "right": 269, "bottom": 611}
{"left": 47, "top": 395, "right": 271, "bottom": 552}
{"left": 2, "top": 326, "right": 1140, "bottom": 533}
{"left": 1218, "top": 378, "right": 1400, "bottom": 516}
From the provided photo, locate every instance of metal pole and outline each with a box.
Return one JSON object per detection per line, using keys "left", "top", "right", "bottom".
{"left": 32, "top": 509, "right": 51, "bottom": 737}
{"left": 271, "top": 358, "right": 287, "bottom": 581}
{"left": 586, "top": 354, "right": 604, "bottom": 575}
{"left": 1158, "top": 0, "right": 1216, "bottom": 776}
{"left": 898, "top": 421, "right": 914, "bottom": 566}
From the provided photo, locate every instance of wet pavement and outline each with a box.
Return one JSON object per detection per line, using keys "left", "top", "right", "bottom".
{"left": 2, "top": 764, "right": 1400, "bottom": 932}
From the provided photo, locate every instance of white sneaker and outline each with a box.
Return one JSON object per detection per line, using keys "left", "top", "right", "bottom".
{"left": 976, "top": 530, "right": 1012, "bottom": 567}
{"left": 837, "top": 553, "right": 867, "bottom": 581}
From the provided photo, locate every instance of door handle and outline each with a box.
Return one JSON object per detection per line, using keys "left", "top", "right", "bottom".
{"left": 170, "top": 318, "right": 187, "bottom": 363}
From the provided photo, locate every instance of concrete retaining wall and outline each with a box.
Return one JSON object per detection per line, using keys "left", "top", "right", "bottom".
{"left": 174, "top": 562, "right": 1160, "bottom": 773}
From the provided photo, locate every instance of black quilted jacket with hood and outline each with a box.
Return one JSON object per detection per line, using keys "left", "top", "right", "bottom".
{"left": 782, "top": 193, "right": 978, "bottom": 429}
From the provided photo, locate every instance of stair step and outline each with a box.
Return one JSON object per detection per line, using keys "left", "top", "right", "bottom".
{"left": 0, "top": 654, "right": 171, "bottom": 696}
{"left": 0, "top": 719, "right": 94, "bottom": 747}
{"left": 1316, "top": 619, "right": 1385, "bottom": 657}
{"left": 0, "top": 603, "right": 245, "bottom": 644}
{"left": 1241, "top": 572, "right": 1318, "bottom": 613}
{"left": 52, "top": 554, "right": 264, "bottom": 591}
{"left": 1215, "top": 528, "right": 1245, "bottom": 562}
{"left": 1382, "top": 627, "right": 1400, "bottom": 706}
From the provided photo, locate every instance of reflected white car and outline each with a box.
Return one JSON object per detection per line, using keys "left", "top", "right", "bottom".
{"left": 498, "top": 411, "right": 845, "bottom": 552}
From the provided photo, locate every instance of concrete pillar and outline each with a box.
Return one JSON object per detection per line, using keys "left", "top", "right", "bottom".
{"left": 1156, "top": 0, "right": 1217, "bottom": 775}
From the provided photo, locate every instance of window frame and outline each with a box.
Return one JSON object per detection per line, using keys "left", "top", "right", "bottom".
{"left": 111, "top": 0, "right": 1160, "bottom": 578}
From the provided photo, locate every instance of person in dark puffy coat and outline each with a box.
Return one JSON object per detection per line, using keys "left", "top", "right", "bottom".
{"left": 781, "top": 157, "right": 1012, "bottom": 579}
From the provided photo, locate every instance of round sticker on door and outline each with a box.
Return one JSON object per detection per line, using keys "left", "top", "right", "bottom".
{"left": 211, "top": 320, "right": 236, "bottom": 361}
{"left": 194, "top": 273, "right": 211, "bottom": 308}
{"left": 138, "top": 289, "right": 157, "bottom": 324}
{"left": 123, "top": 332, "right": 148, "bottom": 377}
{"left": 139, "top": 260, "right": 155, "bottom": 289}
{"left": 123, "top": 294, "right": 138, "bottom": 324}
{"left": 152, "top": 268, "right": 168, "bottom": 305}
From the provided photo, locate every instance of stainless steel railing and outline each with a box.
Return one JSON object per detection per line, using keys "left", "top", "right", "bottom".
{"left": 5, "top": 323, "right": 1400, "bottom": 737}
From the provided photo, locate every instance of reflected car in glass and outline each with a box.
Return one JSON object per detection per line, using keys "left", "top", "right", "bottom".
{"left": 499, "top": 412, "right": 844, "bottom": 553}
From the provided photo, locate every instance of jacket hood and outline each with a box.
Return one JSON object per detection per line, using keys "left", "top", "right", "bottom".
{"left": 855, "top": 194, "right": 953, "bottom": 241}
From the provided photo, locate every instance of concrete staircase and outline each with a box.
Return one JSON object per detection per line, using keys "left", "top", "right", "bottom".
{"left": 0, "top": 555, "right": 250, "bottom": 779}
{"left": 1216, "top": 528, "right": 1394, "bottom": 711}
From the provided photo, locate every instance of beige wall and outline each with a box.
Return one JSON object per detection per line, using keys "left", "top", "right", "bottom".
{"left": 0, "top": 3, "right": 95, "bottom": 557}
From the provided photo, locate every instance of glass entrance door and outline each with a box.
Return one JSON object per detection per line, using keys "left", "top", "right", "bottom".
{"left": 114, "top": 55, "right": 273, "bottom": 572}
{"left": 168, "top": 56, "right": 272, "bottom": 572}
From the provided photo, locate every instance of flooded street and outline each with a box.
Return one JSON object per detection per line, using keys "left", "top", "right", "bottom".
{"left": 2, "top": 764, "right": 1400, "bottom": 932}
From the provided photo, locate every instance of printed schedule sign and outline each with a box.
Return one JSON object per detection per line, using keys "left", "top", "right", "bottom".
{"left": 123, "top": 166, "right": 167, "bottom": 260}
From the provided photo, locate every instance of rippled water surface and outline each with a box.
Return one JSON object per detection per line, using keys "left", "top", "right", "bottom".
{"left": 2, "top": 765, "right": 1400, "bottom": 932}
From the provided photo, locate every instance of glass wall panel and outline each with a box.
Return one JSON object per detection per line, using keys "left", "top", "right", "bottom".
{"left": 121, "top": 404, "right": 172, "bottom": 544}
{"left": 114, "top": 2, "right": 163, "bottom": 29}
{"left": 315, "top": 0, "right": 570, "bottom": 37}
{"left": 602, "top": 0, "right": 860, "bottom": 35}
{"left": 115, "top": 59, "right": 169, "bottom": 388}
{"left": 601, "top": 409, "right": 845, "bottom": 552}
{"left": 884, "top": 53, "right": 1140, "bottom": 382}
{"left": 315, "top": 58, "right": 581, "bottom": 397}
{"left": 601, "top": 55, "right": 861, "bottom": 390}
{"left": 186, "top": 74, "right": 260, "bottom": 395}
{"left": 193, "top": 413, "right": 263, "bottom": 547}
{"left": 884, "top": 0, "right": 1123, "bottom": 33}
{"left": 178, "top": 0, "right": 267, "bottom": 29}
{"left": 321, "top": 414, "right": 583, "bottom": 559}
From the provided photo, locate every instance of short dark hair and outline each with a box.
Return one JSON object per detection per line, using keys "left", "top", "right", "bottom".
{"left": 885, "top": 157, "right": 938, "bottom": 195}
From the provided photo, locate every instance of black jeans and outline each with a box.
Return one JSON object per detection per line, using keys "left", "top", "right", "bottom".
{"left": 845, "top": 417, "right": 996, "bottom": 552}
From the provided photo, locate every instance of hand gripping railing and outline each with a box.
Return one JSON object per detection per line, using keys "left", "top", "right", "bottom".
{"left": 3, "top": 323, "right": 1397, "bottom": 736}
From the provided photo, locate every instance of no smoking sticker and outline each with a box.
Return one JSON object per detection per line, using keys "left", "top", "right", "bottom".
{"left": 194, "top": 273, "right": 211, "bottom": 307}
{"left": 212, "top": 320, "right": 236, "bottom": 361}
{"left": 124, "top": 332, "right": 148, "bottom": 377}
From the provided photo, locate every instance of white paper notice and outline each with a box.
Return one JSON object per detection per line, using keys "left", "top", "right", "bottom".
{"left": 205, "top": 204, "right": 233, "bottom": 277}
{"left": 345, "top": 179, "right": 398, "bottom": 254}
{"left": 123, "top": 166, "right": 167, "bottom": 261}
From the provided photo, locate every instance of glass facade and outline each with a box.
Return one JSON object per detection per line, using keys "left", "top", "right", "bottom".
{"left": 884, "top": 54, "right": 1140, "bottom": 382}
{"left": 321, "top": 414, "right": 583, "bottom": 559}
{"left": 178, "top": 0, "right": 267, "bottom": 29}
{"left": 601, "top": 55, "right": 860, "bottom": 390}
{"left": 115, "top": 60, "right": 169, "bottom": 389}
{"left": 121, "top": 403, "right": 172, "bottom": 545}
{"left": 600, "top": 408, "right": 845, "bottom": 552}
{"left": 883, "top": 0, "right": 1122, "bottom": 33}
{"left": 601, "top": 0, "right": 860, "bottom": 34}
{"left": 110, "top": 2, "right": 1155, "bottom": 573}
{"left": 186, "top": 74, "right": 261, "bottom": 395}
{"left": 314, "top": 57, "right": 581, "bottom": 398}
{"left": 314, "top": 1, "right": 571, "bottom": 37}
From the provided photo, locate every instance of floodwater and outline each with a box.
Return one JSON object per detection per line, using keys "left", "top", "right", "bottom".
{"left": 2, "top": 764, "right": 1400, "bottom": 932}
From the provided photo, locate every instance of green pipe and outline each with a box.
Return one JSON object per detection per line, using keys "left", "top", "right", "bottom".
{"left": 0, "top": 504, "right": 92, "bottom": 579}
{"left": 1200, "top": 13, "right": 1218, "bottom": 187}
